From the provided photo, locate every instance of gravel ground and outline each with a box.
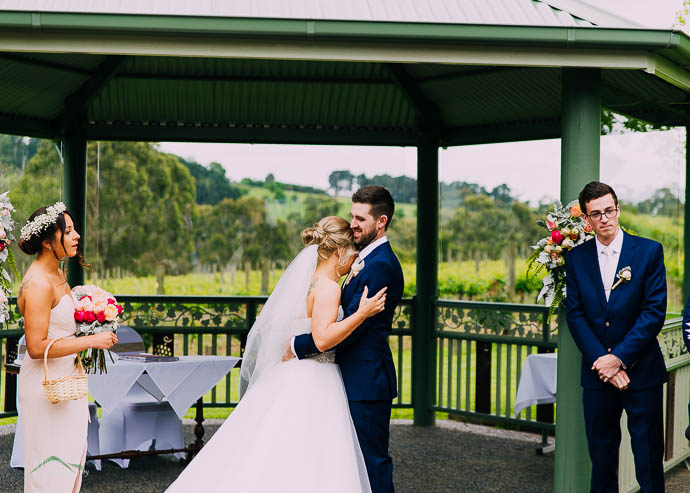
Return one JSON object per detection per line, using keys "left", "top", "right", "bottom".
{"left": 0, "top": 419, "right": 688, "bottom": 492}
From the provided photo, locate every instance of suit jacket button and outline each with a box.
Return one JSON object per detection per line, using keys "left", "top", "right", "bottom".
{"left": 605, "top": 321, "right": 610, "bottom": 327}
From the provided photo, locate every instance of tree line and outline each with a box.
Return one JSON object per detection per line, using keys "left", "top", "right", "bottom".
{"left": 0, "top": 135, "right": 683, "bottom": 301}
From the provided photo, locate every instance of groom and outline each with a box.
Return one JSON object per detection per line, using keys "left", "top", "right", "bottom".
{"left": 566, "top": 181, "right": 667, "bottom": 493}
{"left": 292, "top": 185, "right": 404, "bottom": 493}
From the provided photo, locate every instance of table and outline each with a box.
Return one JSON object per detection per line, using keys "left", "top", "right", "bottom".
{"left": 87, "top": 354, "right": 241, "bottom": 464}
{"left": 514, "top": 353, "right": 557, "bottom": 415}
{"left": 514, "top": 353, "right": 557, "bottom": 455}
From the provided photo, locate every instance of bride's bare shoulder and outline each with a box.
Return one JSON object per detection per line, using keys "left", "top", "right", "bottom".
{"left": 309, "top": 278, "right": 341, "bottom": 300}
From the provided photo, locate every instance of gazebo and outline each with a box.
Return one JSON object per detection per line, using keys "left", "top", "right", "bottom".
{"left": 1, "top": 1, "right": 689, "bottom": 491}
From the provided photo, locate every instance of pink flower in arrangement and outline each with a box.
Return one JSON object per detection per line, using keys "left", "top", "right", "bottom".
{"left": 0, "top": 242, "right": 5, "bottom": 252}
{"left": 546, "top": 221, "right": 556, "bottom": 231}
{"left": 116, "top": 304, "right": 123, "bottom": 315}
{"left": 74, "top": 310, "right": 85, "bottom": 322}
{"left": 107, "top": 298, "right": 116, "bottom": 305}
{"left": 584, "top": 224, "right": 593, "bottom": 233}
{"left": 551, "top": 230, "right": 564, "bottom": 244}
{"left": 96, "top": 311, "right": 106, "bottom": 323}
{"left": 83, "top": 311, "right": 96, "bottom": 323}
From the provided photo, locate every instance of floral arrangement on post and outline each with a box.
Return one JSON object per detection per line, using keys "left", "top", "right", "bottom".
{"left": 527, "top": 200, "right": 595, "bottom": 319}
{"left": 72, "top": 285, "right": 123, "bottom": 373}
{"left": 0, "top": 192, "right": 18, "bottom": 325}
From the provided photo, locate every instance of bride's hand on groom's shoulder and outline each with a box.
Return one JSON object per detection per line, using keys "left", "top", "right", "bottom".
{"left": 357, "top": 286, "right": 387, "bottom": 319}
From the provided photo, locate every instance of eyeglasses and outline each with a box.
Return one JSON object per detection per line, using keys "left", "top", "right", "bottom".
{"left": 587, "top": 208, "right": 618, "bottom": 221}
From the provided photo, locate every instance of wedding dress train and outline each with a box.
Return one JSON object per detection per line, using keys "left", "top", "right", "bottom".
{"left": 165, "top": 319, "right": 370, "bottom": 493}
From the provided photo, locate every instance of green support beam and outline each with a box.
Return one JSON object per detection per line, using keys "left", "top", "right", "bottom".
{"left": 554, "top": 67, "right": 601, "bottom": 493}
{"left": 62, "top": 133, "right": 87, "bottom": 287}
{"left": 684, "top": 126, "right": 690, "bottom": 302}
{"left": 413, "top": 131, "right": 439, "bottom": 426}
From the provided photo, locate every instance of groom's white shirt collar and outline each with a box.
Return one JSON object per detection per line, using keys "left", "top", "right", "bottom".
{"left": 594, "top": 227, "right": 623, "bottom": 256}
{"left": 358, "top": 236, "right": 388, "bottom": 260}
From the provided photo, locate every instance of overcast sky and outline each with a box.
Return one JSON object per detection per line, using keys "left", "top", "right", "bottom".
{"left": 159, "top": 0, "right": 688, "bottom": 205}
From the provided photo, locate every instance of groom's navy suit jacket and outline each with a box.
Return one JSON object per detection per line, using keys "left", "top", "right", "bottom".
{"left": 293, "top": 241, "right": 404, "bottom": 401}
{"left": 565, "top": 231, "right": 668, "bottom": 390}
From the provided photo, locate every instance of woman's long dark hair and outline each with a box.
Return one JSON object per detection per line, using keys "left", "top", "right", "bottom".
{"left": 18, "top": 206, "right": 89, "bottom": 279}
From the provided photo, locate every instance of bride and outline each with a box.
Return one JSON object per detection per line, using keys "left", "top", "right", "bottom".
{"left": 165, "top": 216, "right": 387, "bottom": 493}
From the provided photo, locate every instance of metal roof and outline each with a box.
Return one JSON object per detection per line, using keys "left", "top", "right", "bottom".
{"left": 0, "top": 4, "right": 686, "bottom": 146}
{"left": 0, "top": 0, "right": 641, "bottom": 28}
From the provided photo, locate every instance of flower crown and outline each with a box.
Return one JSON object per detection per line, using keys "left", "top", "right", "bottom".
{"left": 20, "top": 202, "right": 67, "bottom": 241}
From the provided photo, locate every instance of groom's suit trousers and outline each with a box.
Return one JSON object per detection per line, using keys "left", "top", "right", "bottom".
{"left": 583, "top": 385, "right": 665, "bottom": 493}
{"left": 348, "top": 400, "right": 394, "bottom": 493}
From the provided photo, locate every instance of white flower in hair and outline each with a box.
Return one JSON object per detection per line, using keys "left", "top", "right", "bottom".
{"left": 20, "top": 202, "right": 67, "bottom": 241}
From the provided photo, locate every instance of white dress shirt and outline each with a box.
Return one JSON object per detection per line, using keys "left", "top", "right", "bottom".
{"left": 357, "top": 235, "right": 388, "bottom": 260}
{"left": 595, "top": 228, "right": 623, "bottom": 302}
{"left": 291, "top": 235, "right": 389, "bottom": 357}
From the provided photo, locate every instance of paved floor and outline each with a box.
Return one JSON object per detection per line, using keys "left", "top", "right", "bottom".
{"left": 0, "top": 419, "right": 688, "bottom": 492}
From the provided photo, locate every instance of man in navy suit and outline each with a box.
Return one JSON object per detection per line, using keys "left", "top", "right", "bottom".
{"left": 291, "top": 185, "right": 404, "bottom": 493}
{"left": 566, "top": 181, "right": 667, "bottom": 493}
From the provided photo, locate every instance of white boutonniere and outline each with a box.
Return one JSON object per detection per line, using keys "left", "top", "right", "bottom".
{"left": 345, "top": 258, "right": 365, "bottom": 286}
{"left": 611, "top": 266, "right": 632, "bottom": 291}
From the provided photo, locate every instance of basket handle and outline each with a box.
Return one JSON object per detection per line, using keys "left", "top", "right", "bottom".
{"left": 42, "top": 337, "right": 85, "bottom": 381}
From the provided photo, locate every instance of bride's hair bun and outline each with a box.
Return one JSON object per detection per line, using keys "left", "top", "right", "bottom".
{"left": 301, "top": 225, "right": 326, "bottom": 246}
{"left": 301, "top": 216, "right": 356, "bottom": 263}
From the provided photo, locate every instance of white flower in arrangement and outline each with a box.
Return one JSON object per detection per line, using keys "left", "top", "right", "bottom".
{"left": 528, "top": 200, "right": 594, "bottom": 320}
{"left": 0, "top": 192, "right": 18, "bottom": 327}
{"left": 72, "top": 284, "right": 123, "bottom": 373}
{"left": 19, "top": 201, "right": 66, "bottom": 241}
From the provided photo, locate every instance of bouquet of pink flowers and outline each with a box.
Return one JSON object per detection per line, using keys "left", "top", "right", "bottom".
{"left": 72, "top": 285, "right": 123, "bottom": 373}
{"left": 0, "top": 192, "right": 18, "bottom": 326}
{"left": 528, "top": 200, "right": 594, "bottom": 318}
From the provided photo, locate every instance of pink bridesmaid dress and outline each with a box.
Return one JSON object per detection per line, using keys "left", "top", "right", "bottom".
{"left": 18, "top": 293, "right": 88, "bottom": 492}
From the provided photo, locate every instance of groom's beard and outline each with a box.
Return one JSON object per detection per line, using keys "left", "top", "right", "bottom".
{"left": 355, "top": 227, "right": 378, "bottom": 248}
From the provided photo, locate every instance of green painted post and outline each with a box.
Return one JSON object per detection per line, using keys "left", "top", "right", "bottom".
{"left": 62, "top": 133, "right": 87, "bottom": 287}
{"left": 554, "top": 68, "right": 601, "bottom": 493}
{"left": 413, "top": 132, "right": 439, "bottom": 426}
{"left": 684, "top": 127, "right": 690, "bottom": 303}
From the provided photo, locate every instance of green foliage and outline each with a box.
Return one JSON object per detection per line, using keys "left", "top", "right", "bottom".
{"left": 635, "top": 188, "right": 682, "bottom": 217}
{"left": 2, "top": 133, "right": 685, "bottom": 313}
{"left": 176, "top": 157, "right": 243, "bottom": 205}
{"left": 0, "top": 135, "right": 40, "bottom": 171}
{"left": 85, "top": 142, "right": 197, "bottom": 281}
{"left": 600, "top": 109, "right": 670, "bottom": 135}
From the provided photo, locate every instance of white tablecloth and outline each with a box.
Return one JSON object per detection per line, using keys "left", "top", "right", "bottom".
{"left": 514, "top": 353, "right": 557, "bottom": 416}
{"left": 88, "top": 355, "right": 241, "bottom": 418}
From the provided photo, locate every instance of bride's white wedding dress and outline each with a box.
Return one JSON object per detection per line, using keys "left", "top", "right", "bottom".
{"left": 165, "top": 246, "right": 371, "bottom": 493}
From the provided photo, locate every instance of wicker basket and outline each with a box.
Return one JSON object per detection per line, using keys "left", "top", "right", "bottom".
{"left": 42, "top": 337, "right": 89, "bottom": 404}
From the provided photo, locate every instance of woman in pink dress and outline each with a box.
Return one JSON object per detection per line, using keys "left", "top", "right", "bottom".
{"left": 17, "top": 203, "right": 117, "bottom": 493}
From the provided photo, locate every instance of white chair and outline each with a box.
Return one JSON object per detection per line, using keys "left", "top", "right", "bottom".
{"left": 11, "top": 335, "right": 102, "bottom": 471}
{"left": 98, "top": 326, "right": 185, "bottom": 468}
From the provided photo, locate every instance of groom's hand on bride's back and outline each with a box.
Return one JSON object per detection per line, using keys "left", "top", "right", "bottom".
{"left": 357, "top": 286, "right": 387, "bottom": 319}
{"left": 283, "top": 345, "right": 296, "bottom": 362}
